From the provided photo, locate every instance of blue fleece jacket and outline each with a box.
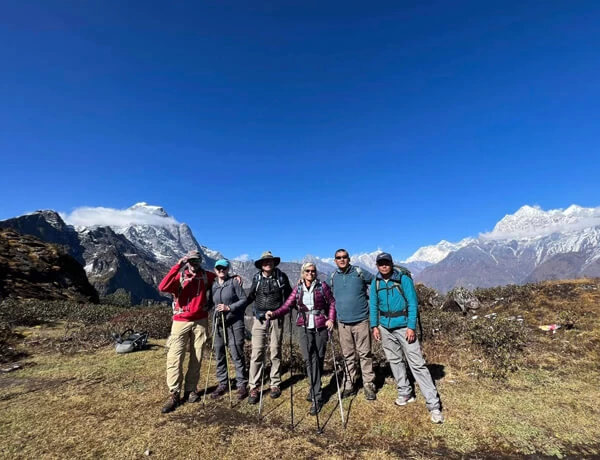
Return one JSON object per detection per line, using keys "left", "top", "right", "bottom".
{"left": 330, "top": 265, "right": 373, "bottom": 323}
{"left": 369, "top": 269, "right": 418, "bottom": 330}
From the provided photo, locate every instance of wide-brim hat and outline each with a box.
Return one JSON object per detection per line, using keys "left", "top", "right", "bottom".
{"left": 254, "top": 251, "right": 281, "bottom": 269}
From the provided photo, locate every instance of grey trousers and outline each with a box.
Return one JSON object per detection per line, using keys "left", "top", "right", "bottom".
{"left": 379, "top": 326, "right": 441, "bottom": 411}
{"left": 337, "top": 319, "right": 375, "bottom": 390}
{"left": 214, "top": 317, "right": 248, "bottom": 388}
{"left": 249, "top": 317, "right": 284, "bottom": 389}
{"left": 298, "top": 326, "right": 328, "bottom": 402}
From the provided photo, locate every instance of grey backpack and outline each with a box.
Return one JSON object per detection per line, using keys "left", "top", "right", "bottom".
{"left": 113, "top": 329, "right": 149, "bottom": 354}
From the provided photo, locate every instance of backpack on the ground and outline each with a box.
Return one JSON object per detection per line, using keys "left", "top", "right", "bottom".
{"left": 375, "top": 265, "right": 424, "bottom": 341}
{"left": 113, "top": 329, "right": 149, "bottom": 354}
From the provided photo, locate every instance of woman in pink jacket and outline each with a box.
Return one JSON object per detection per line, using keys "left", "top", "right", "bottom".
{"left": 266, "top": 262, "right": 336, "bottom": 416}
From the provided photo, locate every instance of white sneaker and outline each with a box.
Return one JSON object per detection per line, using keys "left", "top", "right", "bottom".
{"left": 394, "top": 395, "right": 416, "bottom": 406}
{"left": 430, "top": 409, "right": 444, "bottom": 424}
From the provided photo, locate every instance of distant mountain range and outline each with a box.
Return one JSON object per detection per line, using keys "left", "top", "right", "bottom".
{"left": 1, "top": 203, "right": 598, "bottom": 301}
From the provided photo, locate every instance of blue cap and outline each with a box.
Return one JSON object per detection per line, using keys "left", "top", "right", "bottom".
{"left": 214, "top": 259, "right": 230, "bottom": 268}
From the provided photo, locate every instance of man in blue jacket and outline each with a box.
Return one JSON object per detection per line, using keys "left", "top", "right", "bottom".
{"left": 330, "top": 248, "right": 377, "bottom": 401}
{"left": 370, "top": 252, "right": 444, "bottom": 423}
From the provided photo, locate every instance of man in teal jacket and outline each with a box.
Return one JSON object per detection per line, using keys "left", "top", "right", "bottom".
{"left": 369, "top": 252, "right": 444, "bottom": 424}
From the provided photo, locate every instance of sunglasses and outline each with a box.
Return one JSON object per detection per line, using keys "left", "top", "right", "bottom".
{"left": 335, "top": 255, "right": 349, "bottom": 260}
{"left": 215, "top": 266, "right": 229, "bottom": 271}
{"left": 304, "top": 269, "right": 316, "bottom": 273}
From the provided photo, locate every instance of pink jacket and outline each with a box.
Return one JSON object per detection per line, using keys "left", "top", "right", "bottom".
{"left": 270, "top": 281, "right": 336, "bottom": 329}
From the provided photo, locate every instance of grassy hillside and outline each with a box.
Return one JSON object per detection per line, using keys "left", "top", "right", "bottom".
{"left": 1, "top": 279, "right": 599, "bottom": 459}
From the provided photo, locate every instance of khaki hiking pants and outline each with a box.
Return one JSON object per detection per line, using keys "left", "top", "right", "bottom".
{"left": 337, "top": 319, "right": 375, "bottom": 390}
{"left": 249, "top": 317, "right": 284, "bottom": 390}
{"left": 166, "top": 318, "right": 208, "bottom": 394}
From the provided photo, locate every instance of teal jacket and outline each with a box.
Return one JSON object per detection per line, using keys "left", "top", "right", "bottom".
{"left": 369, "top": 269, "right": 418, "bottom": 330}
{"left": 330, "top": 265, "right": 373, "bottom": 323}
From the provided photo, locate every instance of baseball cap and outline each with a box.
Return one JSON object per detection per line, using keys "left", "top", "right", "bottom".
{"left": 214, "top": 259, "right": 230, "bottom": 268}
{"left": 376, "top": 252, "right": 393, "bottom": 264}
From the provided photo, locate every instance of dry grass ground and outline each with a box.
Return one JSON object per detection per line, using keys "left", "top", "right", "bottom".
{"left": 1, "top": 279, "right": 600, "bottom": 459}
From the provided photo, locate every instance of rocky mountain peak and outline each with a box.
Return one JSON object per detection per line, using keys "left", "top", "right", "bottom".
{"left": 0, "top": 228, "right": 98, "bottom": 302}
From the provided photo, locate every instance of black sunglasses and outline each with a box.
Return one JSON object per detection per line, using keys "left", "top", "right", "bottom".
{"left": 215, "top": 266, "right": 229, "bottom": 271}
{"left": 335, "top": 255, "right": 349, "bottom": 260}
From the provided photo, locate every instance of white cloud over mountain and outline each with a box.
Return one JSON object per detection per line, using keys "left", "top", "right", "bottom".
{"left": 61, "top": 205, "right": 179, "bottom": 228}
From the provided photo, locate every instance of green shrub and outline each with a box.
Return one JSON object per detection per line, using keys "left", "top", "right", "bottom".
{"left": 101, "top": 288, "right": 133, "bottom": 307}
{"left": 109, "top": 307, "right": 172, "bottom": 339}
{"left": 53, "top": 322, "right": 114, "bottom": 355}
{"left": 419, "top": 309, "right": 470, "bottom": 342}
{"left": 468, "top": 316, "right": 529, "bottom": 379}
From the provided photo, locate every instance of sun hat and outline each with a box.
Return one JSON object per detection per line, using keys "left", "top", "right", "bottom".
{"left": 254, "top": 251, "right": 281, "bottom": 269}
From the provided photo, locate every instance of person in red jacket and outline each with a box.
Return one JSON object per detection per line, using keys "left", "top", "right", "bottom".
{"left": 158, "top": 250, "right": 216, "bottom": 413}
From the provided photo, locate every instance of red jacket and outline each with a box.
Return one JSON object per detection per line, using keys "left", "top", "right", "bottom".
{"left": 158, "top": 264, "right": 216, "bottom": 322}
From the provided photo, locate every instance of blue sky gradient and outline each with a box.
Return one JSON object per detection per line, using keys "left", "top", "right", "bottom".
{"left": 1, "top": 1, "right": 599, "bottom": 261}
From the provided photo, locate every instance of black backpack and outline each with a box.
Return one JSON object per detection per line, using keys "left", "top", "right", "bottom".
{"left": 113, "top": 329, "right": 149, "bottom": 354}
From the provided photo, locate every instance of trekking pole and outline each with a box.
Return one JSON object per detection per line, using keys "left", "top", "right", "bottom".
{"left": 258, "top": 318, "right": 270, "bottom": 420}
{"left": 221, "top": 312, "right": 234, "bottom": 408}
{"left": 328, "top": 330, "right": 346, "bottom": 427}
{"left": 288, "top": 311, "right": 294, "bottom": 430}
{"left": 299, "top": 310, "right": 322, "bottom": 434}
{"left": 202, "top": 309, "right": 219, "bottom": 405}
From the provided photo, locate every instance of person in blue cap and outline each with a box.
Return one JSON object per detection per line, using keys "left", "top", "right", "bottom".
{"left": 209, "top": 258, "right": 249, "bottom": 400}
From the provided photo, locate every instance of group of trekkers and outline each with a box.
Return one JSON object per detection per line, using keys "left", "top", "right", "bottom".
{"left": 157, "top": 248, "right": 444, "bottom": 425}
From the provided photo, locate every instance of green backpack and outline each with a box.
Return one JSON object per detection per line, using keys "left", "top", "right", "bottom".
{"left": 375, "top": 265, "right": 423, "bottom": 341}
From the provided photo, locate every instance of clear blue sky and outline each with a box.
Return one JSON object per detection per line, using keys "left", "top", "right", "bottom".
{"left": 1, "top": 1, "right": 599, "bottom": 261}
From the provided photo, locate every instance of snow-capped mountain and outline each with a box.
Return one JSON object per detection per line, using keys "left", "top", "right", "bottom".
{"left": 404, "top": 238, "right": 475, "bottom": 264}
{"left": 416, "top": 205, "right": 600, "bottom": 292}
{"left": 312, "top": 249, "right": 425, "bottom": 275}
{"left": 115, "top": 206, "right": 221, "bottom": 265}
{"left": 3, "top": 202, "right": 599, "bottom": 300}
{"left": 0, "top": 203, "right": 223, "bottom": 303}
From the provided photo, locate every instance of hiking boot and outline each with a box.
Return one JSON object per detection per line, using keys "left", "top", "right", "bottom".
{"left": 395, "top": 395, "right": 416, "bottom": 406}
{"left": 187, "top": 390, "right": 201, "bottom": 403}
{"left": 341, "top": 387, "right": 356, "bottom": 399}
{"left": 306, "top": 392, "right": 313, "bottom": 402}
{"left": 210, "top": 383, "right": 228, "bottom": 400}
{"left": 430, "top": 409, "right": 444, "bottom": 424}
{"left": 248, "top": 388, "right": 260, "bottom": 405}
{"left": 237, "top": 386, "right": 248, "bottom": 400}
{"left": 309, "top": 401, "right": 322, "bottom": 416}
{"left": 363, "top": 383, "right": 377, "bottom": 401}
{"left": 161, "top": 392, "right": 180, "bottom": 414}
{"left": 270, "top": 386, "right": 281, "bottom": 399}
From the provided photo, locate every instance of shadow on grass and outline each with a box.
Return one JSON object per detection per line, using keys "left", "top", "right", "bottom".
{"left": 373, "top": 362, "right": 446, "bottom": 389}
